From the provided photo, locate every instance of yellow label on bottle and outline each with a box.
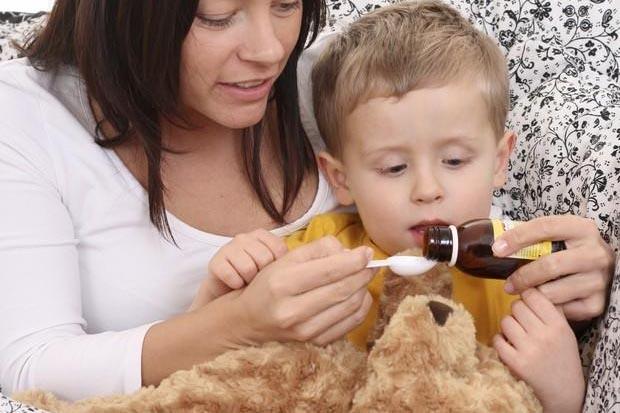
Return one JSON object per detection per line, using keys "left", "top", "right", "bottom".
{"left": 491, "top": 219, "right": 553, "bottom": 260}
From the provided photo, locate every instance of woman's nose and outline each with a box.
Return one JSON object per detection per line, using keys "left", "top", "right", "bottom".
{"left": 238, "top": 15, "right": 286, "bottom": 65}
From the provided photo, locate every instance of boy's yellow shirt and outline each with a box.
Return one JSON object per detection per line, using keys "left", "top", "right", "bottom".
{"left": 286, "top": 212, "right": 517, "bottom": 350}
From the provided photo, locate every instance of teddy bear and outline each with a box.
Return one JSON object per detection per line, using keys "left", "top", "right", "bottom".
{"left": 15, "top": 253, "right": 541, "bottom": 413}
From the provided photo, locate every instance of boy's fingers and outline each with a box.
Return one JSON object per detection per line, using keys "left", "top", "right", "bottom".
{"left": 228, "top": 253, "right": 258, "bottom": 285}
{"left": 500, "top": 315, "right": 527, "bottom": 349}
{"left": 493, "top": 334, "right": 517, "bottom": 363}
{"left": 244, "top": 241, "right": 278, "bottom": 271}
{"left": 210, "top": 260, "right": 245, "bottom": 289}
{"left": 510, "top": 298, "right": 543, "bottom": 333}
{"left": 206, "top": 276, "right": 235, "bottom": 299}
{"left": 520, "top": 288, "right": 564, "bottom": 325}
{"left": 254, "top": 229, "right": 289, "bottom": 259}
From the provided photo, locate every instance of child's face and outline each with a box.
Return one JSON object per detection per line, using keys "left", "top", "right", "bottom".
{"left": 319, "top": 80, "right": 515, "bottom": 255}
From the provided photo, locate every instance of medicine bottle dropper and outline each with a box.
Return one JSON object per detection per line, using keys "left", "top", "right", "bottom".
{"left": 423, "top": 218, "right": 566, "bottom": 280}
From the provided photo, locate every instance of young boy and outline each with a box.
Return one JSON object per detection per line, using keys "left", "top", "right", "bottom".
{"left": 193, "top": 1, "right": 584, "bottom": 411}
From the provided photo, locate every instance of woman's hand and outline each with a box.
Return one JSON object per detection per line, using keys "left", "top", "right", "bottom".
{"left": 492, "top": 215, "right": 614, "bottom": 321}
{"left": 223, "top": 236, "right": 375, "bottom": 347}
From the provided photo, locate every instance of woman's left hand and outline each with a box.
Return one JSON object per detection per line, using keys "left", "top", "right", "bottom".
{"left": 492, "top": 214, "right": 614, "bottom": 321}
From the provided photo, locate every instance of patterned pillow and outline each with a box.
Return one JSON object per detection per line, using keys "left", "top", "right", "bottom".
{"left": 0, "top": 12, "right": 46, "bottom": 61}
{"left": 462, "top": 1, "right": 619, "bottom": 104}
{"left": 0, "top": 393, "right": 46, "bottom": 413}
{"left": 495, "top": 69, "right": 620, "bottom": 249}
{"left": 480, "top": 2, "right": 620, "bottom": 252}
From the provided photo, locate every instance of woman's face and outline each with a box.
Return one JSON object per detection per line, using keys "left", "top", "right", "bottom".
{"left": 179, "top": 0, "right": 302, "bottom": 129}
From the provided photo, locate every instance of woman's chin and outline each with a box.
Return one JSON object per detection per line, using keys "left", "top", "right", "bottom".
{"left": 217, "top": 106, "right": 269, "bottom": 130}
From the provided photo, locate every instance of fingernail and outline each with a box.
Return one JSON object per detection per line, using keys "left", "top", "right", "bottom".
{"left": 504, "top": 280, "right": 515, "bottom": 294}
{"left": 365, "top": 247, "right": 374, "bottom": 260}
{"left": 492, "top": 239, "right": 508, "bottom": 256}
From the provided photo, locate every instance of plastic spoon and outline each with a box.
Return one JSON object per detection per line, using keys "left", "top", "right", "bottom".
{"left": 366, "top": 256, "right": 437, "bottom": 277}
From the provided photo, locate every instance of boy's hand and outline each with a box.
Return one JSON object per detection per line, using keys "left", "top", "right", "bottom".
{"left": 210, "top": 229, "right": 288, "bottom": 290}
{"left": 493, "top": 288, "right": 585, "bottom": 413}
{"left": 188, "top": 229, "right": 288, "bottom": 311}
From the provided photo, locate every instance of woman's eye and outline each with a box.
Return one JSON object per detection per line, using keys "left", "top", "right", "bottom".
{"left": 195, "top": 14, "right": 234, "bottom": 29}
{"left": 274, "top": 1, "right": 301, "bottom": 15}
{"left": 379, "top": 164, "right": 407, "bottom": 175}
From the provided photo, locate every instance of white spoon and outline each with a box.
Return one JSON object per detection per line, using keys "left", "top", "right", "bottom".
{"left": 366, "top": 256, "right": 437, "bottom": 277}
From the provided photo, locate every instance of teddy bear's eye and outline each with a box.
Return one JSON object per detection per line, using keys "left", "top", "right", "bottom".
{"left": 427, "top": 300, "right": 453, "bottom": 326}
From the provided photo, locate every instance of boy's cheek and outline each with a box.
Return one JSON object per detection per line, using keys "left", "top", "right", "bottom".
{"left": 493, "top": 169, "right": 508, "bottom": 188}
{"left": 333, "top": 185, "right": 355, "bottom": 206}
{"left": 446, "top": 182, "right": 496, "bottom": 222}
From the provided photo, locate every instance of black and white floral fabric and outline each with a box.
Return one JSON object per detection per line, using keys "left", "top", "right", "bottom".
{"left": 0, "top": 393, "right": 47, "bottom": 413}
{"left": 1, "top": 1, "right": 619, "bottom": 412}
{"left": 0, "top": 12, "right": 46, "bottom": 61}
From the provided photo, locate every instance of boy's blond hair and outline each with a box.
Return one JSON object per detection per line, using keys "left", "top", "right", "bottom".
{"left": 312, "top": 0, "right": 509, "bottom": 156}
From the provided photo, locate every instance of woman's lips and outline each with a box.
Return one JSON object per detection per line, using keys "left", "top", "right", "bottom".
{"left": 218, "top": 77, "right": 274, "bottom": 102}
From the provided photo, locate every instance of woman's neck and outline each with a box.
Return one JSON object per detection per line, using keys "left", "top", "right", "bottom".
{"left": 94, "top": 101, "right": 317, "bottom": 235}
{"left": 160, "top": 108, "right": 246, "bottom": 157}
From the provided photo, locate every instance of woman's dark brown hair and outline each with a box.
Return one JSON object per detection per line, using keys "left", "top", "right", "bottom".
{"left": 20, "top": 0, "right": 326, "bottom": 240}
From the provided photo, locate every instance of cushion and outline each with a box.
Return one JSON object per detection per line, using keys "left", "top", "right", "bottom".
{"left": 0, "top": 12, "right": 46, "bottom": 61}
{"left": 0, "top": 393, "right": 46, "bottom": 413}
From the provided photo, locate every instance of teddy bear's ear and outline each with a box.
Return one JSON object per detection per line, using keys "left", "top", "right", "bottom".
{"left": 427, "top": 300, "right": 453, "bottom": 326}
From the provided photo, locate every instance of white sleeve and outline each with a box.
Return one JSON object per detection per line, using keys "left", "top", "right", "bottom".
{"left": 0, "top": 127, "right": 155, "bottom": 401}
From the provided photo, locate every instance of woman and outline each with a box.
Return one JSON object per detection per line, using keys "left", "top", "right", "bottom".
{"left": 0, "top": 0, "right": 612, "bottom": 403}
{"left": 0, "top": 0, "right": 375, "bottom": 401}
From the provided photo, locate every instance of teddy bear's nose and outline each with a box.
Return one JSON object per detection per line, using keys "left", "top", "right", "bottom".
{"left": 427, "top": 300, "right": 453, "bottom": 326}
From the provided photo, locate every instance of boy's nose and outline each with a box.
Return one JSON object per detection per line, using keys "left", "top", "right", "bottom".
{"left": 410, "top": 170, "right": 443, "bottom": 204}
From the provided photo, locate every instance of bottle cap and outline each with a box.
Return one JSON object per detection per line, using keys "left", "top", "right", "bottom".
{"left": 448, "top": 224, "right": 458, "bottom": 266}
{"left": 424, "top": 226, "right": 455, "bottom": 263}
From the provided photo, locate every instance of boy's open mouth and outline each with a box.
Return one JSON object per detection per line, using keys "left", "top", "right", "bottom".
{"left": 409, "top": 220, "right": 448, "bottom": 246}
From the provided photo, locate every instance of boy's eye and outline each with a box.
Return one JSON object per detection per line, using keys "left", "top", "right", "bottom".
{"left": 379, "top": 164, "right": 407, "bottom": 175}
{"left": 442, "top": 158, "right": 466, "bottom": 167}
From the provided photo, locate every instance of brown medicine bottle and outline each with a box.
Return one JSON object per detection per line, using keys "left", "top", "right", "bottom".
{"left": 423, "top": 218, "right": 566, "bottom": 280}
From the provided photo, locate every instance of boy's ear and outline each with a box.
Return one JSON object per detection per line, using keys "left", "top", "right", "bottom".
{"left": 493, "top": 130, "right": 516, "bottom": 188}
{"left": 317, "top": 151, "right": 355, "bottom": 206}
